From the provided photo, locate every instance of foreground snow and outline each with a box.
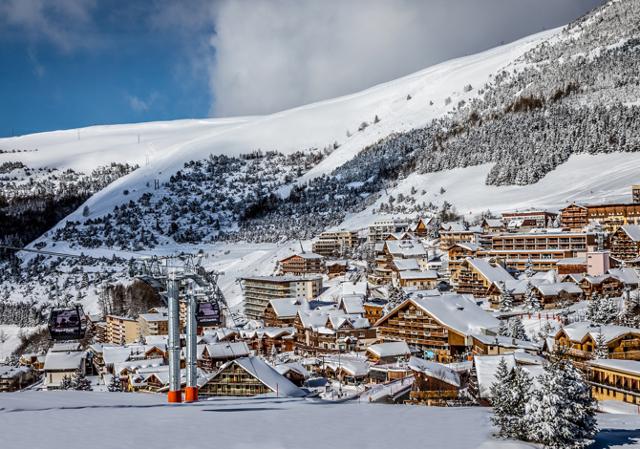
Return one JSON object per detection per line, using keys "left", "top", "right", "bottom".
{"left": 0, "top": 392, "right": 638, "bottom": 449}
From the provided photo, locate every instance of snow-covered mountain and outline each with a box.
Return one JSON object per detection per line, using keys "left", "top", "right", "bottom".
{"left": 1, "top": 0, "right": 639, "bottom": 325}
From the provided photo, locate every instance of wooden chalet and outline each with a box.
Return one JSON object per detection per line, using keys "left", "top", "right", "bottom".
{"left": 439, "top": 225, "right": 481, "bottom": 251}
{"left": 278, "top": 253, "right": 324, "bottom": 276}
{"left": 578, "top": 275, "right": 623, "bottom": 299}
{"left": 326, "top": 260, "right": 348, "bottom": 278}
{"left": 556, "top": 257, "right": 588, "bottom": 275}
{"left": 294, "top": 309, "right": 375, "bottom": 355}
{"left": 375, "top": 294, "right": 499, "bottom": 362}
{"left": 0, "top": 366, "right": 35, "bottom": 392}
{"left": 199, "top": 356, "right": 303, "bottom": 397}
{"left": 610, "top": 224, "right": 640, "bottom": 261}
{"left": 406, "top": 357, "right": 461, "bottom": 405}
{"left": 588, "top": 359, "right": 640, "bottom": 405}
{"left": 447, "top": 242, "right": 480, "bottom": 278}
{"left": 366, "top": 341, "right": 411, "bottom": 364}
{"left": 451, "top": 257, "right": 514, "bottom": 297}
{"left": 561, "top": 202, "right": 640, "bottom": 232}
{"left": 555, "top": 322, "right": 640, "bottom": 364}
{"left": 198, "top": 341, "right": 251, "bottom": 372}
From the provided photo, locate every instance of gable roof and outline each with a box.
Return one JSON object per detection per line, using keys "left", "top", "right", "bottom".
{"left": 376, "top": 294, "right": 499, "bottom": 337}
{"left": 268, "top": 297, "right": 310, "bottom": 318}
{"left": 204, "top": 341, "right": 251, "bottom": 359}
{"left": 465, "top": 258, "right": 514, "bottom": 284}
{"left": 408, "top": 357, "right": 460, "bottom": 387}
{"left": 44, "top": 350, "right": 85, "bottom": 371}
{"left": 231, "top": 356, "right": 305, "bottom": 397}
{"left": 557, "top": 321, "right": 640, "bottom": 344}
{"left": 391, "top": 258, "right": 421, "bottom": 271}
{"left": 384, "top": 240, "right": 427, "bottom": 258}
{"left": 534, "top": 282, "right": 583, "bottom": 296}
{"left": 620, "top": 224, "right": 640, "bottom": 242}
{"left": 367, "top": 341, "right": 411, "bottom": 359}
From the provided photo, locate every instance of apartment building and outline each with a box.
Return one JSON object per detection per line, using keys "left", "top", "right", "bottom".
{"left": 242, "top": 275, "right": 323, "bottom": 319}
{"left": 138, "top": 311, "right": 169, "bottom": 337}
{"left": 368, "top": 218, "right": 410, "bottom": 243}
{"left": 312, "top": 230, "right": 359, "bottom": 257}
{"left": 561, "top": 202, "right": 640, "bottom": 232}
{"left": 278, "top": 253, "right": 324, "bottom": 275}
{"left": 106, "top": 314, "right": 140, "bottom": 345}
{"left": 492, "top": 231, "right": 595, "bottom": 255}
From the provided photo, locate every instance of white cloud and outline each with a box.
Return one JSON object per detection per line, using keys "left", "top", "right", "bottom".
{"left": 208, "top": 0, "right": 602, "bottom": 117}
{"left": 0, "top": 0, "right": 99, "bottom": 53}
{"left": 127, "top": 93, "right": 158, "bottom": 113}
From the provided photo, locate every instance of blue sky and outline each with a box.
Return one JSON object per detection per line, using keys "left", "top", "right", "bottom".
{"left": 0, "top": 0, "right": 214, "bottom": 137}
{"left": 0, "top": 0, "right": 602, "bottom": 138}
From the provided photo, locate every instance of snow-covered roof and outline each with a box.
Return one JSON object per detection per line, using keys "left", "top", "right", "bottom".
{"left": 408, "top": 356, "right": 460, "bottom": 387}
{"left": 138, "top": 312, "right": 167, "bottom": 322}
{"left": 557, "top": 321, "right": 640, "bottom": 344}
{"left": 465, "top": 258, "right": 514, "bottom": 284}
{"left": 51, "top": 342, "right": 82, "bottom": 352}
{"left": 324, "top": 356, "right": 370, "bottom": 377}
{"left": 391, "top": 258, "right": 420, "bottom": 271}
{"left": 453, "top": 242, "right": 481, "bottom": 252}
{"left": 269, "top": 297, "right": 309, "bottom": 318}
{"left": 620, "top": 224, "right": 640, "bottom": 242}
{"left": 380, "top": 294, "right": 499, "bottom": 337}
{"left": 471, "top": 334, "right": 540, "bottom": 352}
{"left": 280, "top": 252, "right": 324, "bottom": 262}
{"left": 0, "top": 365, "right": 31, "bottom": 379}
{"left": 534, "top": 282, "right": 583, "bottom": 296}
{"left": 556, "top": 257, "right": 586, "bottom": 266}
{"left": 341, "top": 281, "right": 367, "bottom": 296}
{"left": 339, "top": 295, "right": 365, "bottom": 314}
{"left": 44, "top": 350, "right": 85, "bottom": 371}
{"left": 274, "top": 361, "right": 310, "bottom": 379}
{"left": 384, "top": 240, "right": 427, "bottom": 258}
{"left": 398, "top": 270, "right": 438, "bottom": 280}
{"left": 588, "top": 359, "right": 640, "bottom": 377}
{"left": 204, "top": 341, "right": 250, "bottom": 359}
{"left": 113, "top": 357, "right": 165, "bottom": 375}
{"left": 229, "top": 356, "right": 305, "bottom": 397}
{"left": 608, "top": 268, "right": 640, "bottom": 285}
{"left": 367, "top": 341, "right": 411, "bottom": 359}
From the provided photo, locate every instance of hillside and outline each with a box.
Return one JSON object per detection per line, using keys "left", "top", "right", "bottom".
{"left": 0, "top": 0, "right": 639, "bottom": 335}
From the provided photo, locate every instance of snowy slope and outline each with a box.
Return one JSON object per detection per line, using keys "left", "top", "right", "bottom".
{"left": 1, "top": 392, "right": 638, "bottom": 449}
{"left": 340, "top": 152, "right": 640, "bottom": 230}
{"left": 1, "top": 29, "right": 557, "bottom": 226}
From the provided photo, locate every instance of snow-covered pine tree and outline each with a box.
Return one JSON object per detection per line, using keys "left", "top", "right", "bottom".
{"left": 108, "top": 374, "right": 123, "bottom": 392}
{"left": 524, "top": 257, "right": 535, "bottom": 278}
{"left": 507, "top": 365, "right": 533, "bottom": 440}
{"left": 526, "top": 359, "right": 598, "bottom": 449}
{"left": 587, "top": 294, "right": 618, "bottom": 325}
{"left": 489, "top": 357, "right": 512, "bottom": 438}
{"left": 508, "top": 317, "right": 529, "bottom": 341}
{"left": 59, "top": 375, "right": 73, "bottom": 390}
{"left": 593, "top": 330, "right": 608, "bottom": 360}
{"left": 498, "top": 319, "right": 509, "bottom": 337}
{"left": 525, "top": 282, "right": 541, "bottom": 312}
{"left": 499, "top": 281, "right": 514, "bottom": 312}
{"left": 71, "top": 368, "right": 92, "bottom": 391}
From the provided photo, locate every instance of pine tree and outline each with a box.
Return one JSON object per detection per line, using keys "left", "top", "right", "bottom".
{"left": 593, "top": 330, "right": 608, "bottom": 360}
{"left": 59, "top": 375, "right": 73, "bottom": 390}
{"left": 108, "top": 374, "right": 123, "bottom": 392}
{"left": 71, "top": 368, "right": 92, "bottom": 391}
{"left": 587, "top": 295, "right": 618, "bottom": 325}
{"left": 499, "top": 281, "right": 513, "bottom": 312}
{"left": 508, "top": 366, "right": 533, "bottom": 439}
{"left": 525, "top": 282, "right": 542, "bottom": 312}
{"left": 490, "top": 357, "right": 513, "bottom": 438}
{"left": 526, "top": 360, "right": 597, "bottom": 449}
{"left": 524, "top": 257, "right": 535, "bottom": 278}
{"left": 498, "top": 319, "right": 509, "bottom": 337}
{"left": 508, "top": 317, "right": 529, "bottom": 341}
